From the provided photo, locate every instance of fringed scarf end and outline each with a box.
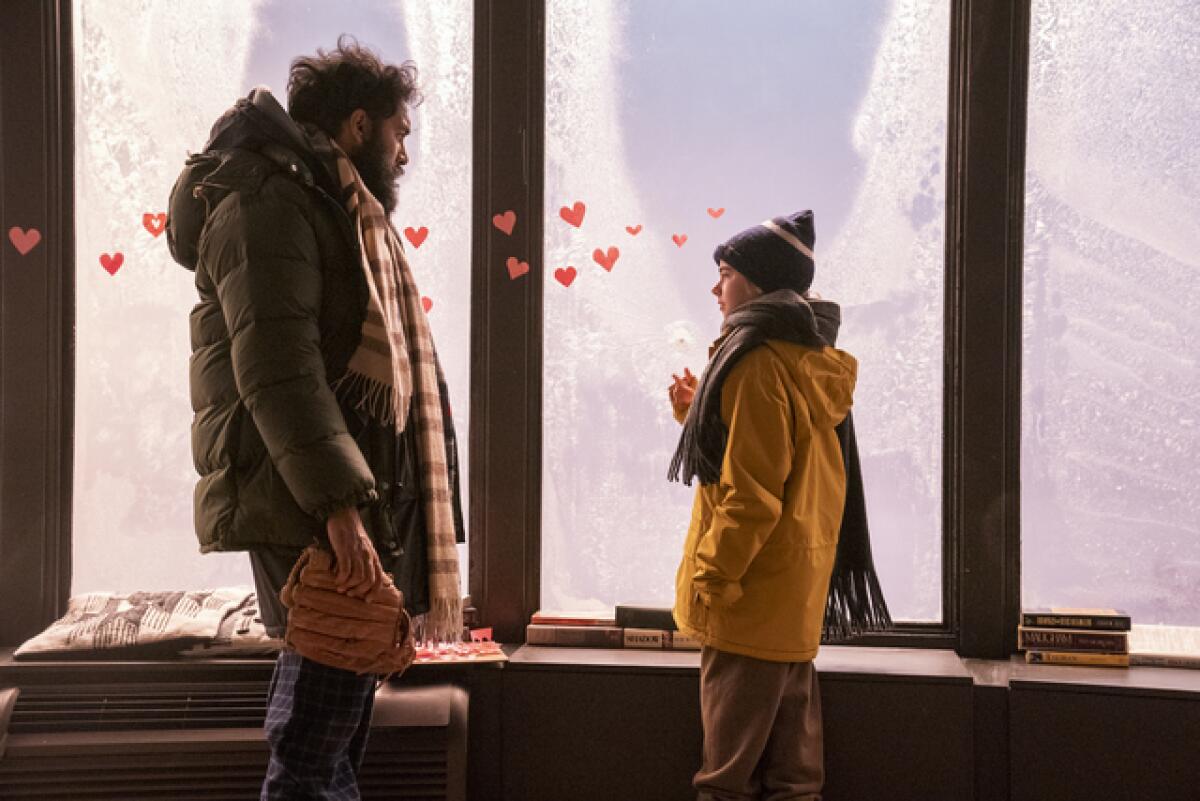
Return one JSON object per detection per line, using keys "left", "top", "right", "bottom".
{"left": 416, "top": 596, "right": 463, "bottom": 645}
{"left": 821, "top": 563, "right": 893, "bottom": 643}
{"left": 331, "top": 370, "right": 404, "bottom": 427}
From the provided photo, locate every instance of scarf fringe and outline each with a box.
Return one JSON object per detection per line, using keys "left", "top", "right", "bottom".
{"left": 821, "top": 559, "right": 893, "bottom": 642}
{"left": 412, "top": 596, "right": 464, "bottom": 644}
{"left": 332, "top": 370, "right": 400, "bottom": 427}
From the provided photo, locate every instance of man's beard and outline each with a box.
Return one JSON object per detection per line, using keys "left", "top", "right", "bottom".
{"left": 352, "top": 131, "right": 402, "bottom": 214}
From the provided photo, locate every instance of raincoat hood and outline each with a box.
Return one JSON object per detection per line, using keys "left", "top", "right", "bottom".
{"left": 783, "top": 336, "right": 856, "bottom": 432}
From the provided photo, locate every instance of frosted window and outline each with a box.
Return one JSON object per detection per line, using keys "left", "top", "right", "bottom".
{"left": 72, "top": 0, "right": 473, "bottom": 594}
{"left": 542, "top": 1, "right": 949, "bottom": 620}
{"left": 1022, "top": 0, "right": 1200, "bottom": 625}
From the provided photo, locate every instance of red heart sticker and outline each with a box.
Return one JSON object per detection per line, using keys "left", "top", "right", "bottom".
{"left": 559, "top": 201, "right": 586, "bottom": 228}
{"left": 554, "top": 266, "right": 577, "bottom": 287}
{"left": 707, "top": 207, "right": 725, "bottom": 218}
{"left": 100, "top": 252, "right": 124, "bottom": 275}
{"left": 404, "top": 226, "right": 429, "bottom": 248}
{"left": 142, "top": 212, "right": 167, "bottom": 237}
{"left": 421, "top": 296, "right": 433, "bottom": 313}
{"left": 506, "top": 256, "right": 530, "bottom": 279}
{"left": 492, "top": 210, "right": 516, "bottom": 235}
{"left": 8, "top": 226, "right": 42, "bottom": 255}
{"left": 593, "top": 246, "right": 619, "bottom": 272}
{"left": 672, "top": 233, "right": 688, "bottom": 247}
{"left": 625, "top": 224, "right": 642, "bottom": 236}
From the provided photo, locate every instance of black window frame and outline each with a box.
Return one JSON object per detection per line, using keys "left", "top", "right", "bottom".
{"left": 0, "top": 0, "right": 1028, "bottom": 660}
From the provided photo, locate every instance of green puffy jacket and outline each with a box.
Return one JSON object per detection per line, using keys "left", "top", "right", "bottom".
{"left": 166, "top": 90, "right": 462, "bottom": 606}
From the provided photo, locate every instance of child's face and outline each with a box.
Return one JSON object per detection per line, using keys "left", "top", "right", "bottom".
{"left": 712, "top": 261, "right": 763, "bottom": 320}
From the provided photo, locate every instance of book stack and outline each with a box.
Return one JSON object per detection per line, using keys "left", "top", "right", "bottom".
{"left": 1019, "top": 607, "right": 1131, "bottom": 667}
{"left": 526, "top": 605, "right": 701, "bottom": 650}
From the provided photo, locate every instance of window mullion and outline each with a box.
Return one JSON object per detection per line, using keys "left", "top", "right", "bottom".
{"left": 469, "top": 0, "right": 547, "bottom": 645}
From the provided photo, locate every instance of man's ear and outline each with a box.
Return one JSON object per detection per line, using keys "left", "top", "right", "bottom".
{"left": 351, "top": 109, "right": 370, "bottom": 143}
{"left": 335, "top": 108, "right": 371, "bottom": 153}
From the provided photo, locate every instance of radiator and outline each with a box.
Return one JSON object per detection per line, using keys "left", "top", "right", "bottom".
{"left": 0, "top": 681, "right": 467, "bottom": 800}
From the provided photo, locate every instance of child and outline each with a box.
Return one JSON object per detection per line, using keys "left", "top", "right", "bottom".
{"left": 668, "top": 210, "right": 856, "bottom": 801}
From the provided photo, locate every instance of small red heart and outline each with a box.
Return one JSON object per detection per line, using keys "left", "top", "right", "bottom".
{"left": 707, "top": 207, "right": 725, "bottom": 218}
{"left": 625, "top": 224, "right": 643, "bottom": 236}
{"left": 506, "top": 256, "right": 530, "bottom": 279}
{"left": 559, "top": 201, "right": 586, "bottom": 228}
{"left": 593, "top": 246, "right": 620, "bottom": 272}
{"left": 554, "top": 266, "right": 577, "bottom": 287}
{"left": 421, "top": 296, "right": 433, "bottom": 313}
{"left": 8, "top": 226, "right": 42, "bottom": 255}
{"left": 492, "top": 210, "right": 516, "bottom": 235}
{"left": 142, "top": 212, "right": 167, "bottom": 237}
{"left": 672, "top": 233, "right": 688, "bottom": 247}
{"left": 405, "top": 226, "right": 429, "bottom": 248}
{"left": 100, "top": 252, "right": 124, "bottom": 275}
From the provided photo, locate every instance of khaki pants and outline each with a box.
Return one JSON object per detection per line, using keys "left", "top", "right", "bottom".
{"left": 695, "top": 646, "right": 823, "bottom": 801}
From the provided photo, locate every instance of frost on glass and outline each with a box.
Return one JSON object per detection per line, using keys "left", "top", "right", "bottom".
{"left": 1022, "top": 0, "right": 1200, "bottom": 625}
{"left": 542, "top": 0, "right": 949, "bottom": 618}
{"left": 73, "top": 0, "right": 472, "bottom": 594}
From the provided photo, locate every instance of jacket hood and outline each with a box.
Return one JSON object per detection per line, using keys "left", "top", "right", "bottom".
{"left": 809, "top": 297, "right": 842, "bottom": 346}
{"left": 777, "top": 335, "right": 856, "bottom": 430}
{"left": 166, "top": 87, "right": 332, "bottom": 272}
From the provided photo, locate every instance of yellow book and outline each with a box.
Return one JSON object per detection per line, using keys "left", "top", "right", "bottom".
{"left": 1025, "top": 650, "right": 1130, "bottom": 667}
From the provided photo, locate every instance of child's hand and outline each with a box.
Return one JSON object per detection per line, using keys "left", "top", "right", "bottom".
{"left": 668, "top": 367, "right": 698, "bottom": 408}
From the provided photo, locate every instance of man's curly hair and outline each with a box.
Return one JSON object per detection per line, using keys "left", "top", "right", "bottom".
{"left": 287, "top": 35, "right": 421, "bottom": 136}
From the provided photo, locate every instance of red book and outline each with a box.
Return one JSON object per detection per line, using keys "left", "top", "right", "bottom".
{"left": 529, "top": 609, "right": 617, "bottom": 627}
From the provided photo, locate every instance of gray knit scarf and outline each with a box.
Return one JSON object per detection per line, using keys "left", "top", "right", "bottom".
{"left": 667, "top": 290, "right": 825, "bottom": 487}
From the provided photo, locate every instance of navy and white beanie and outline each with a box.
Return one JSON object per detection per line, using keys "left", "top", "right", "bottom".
{"left": 713, "top": 210, "right": 816, "bottom": 294}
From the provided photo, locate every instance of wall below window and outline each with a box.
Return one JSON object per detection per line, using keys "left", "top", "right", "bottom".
{"left": 502, "top": 647, "right": 1200, "bottom": 801}
{"left": 2, "top": 646, "right": 1198, "bottom": 801}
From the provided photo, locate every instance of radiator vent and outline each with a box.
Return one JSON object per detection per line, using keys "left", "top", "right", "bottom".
{"left": 0, "top": 684, "right": 467, "bottom": 801}
{"left": 8, "top": 681, "right": 269, "bottom": 732}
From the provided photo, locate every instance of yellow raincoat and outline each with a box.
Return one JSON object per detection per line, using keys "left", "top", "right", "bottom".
{"left": 672, "top": 340, "right": 857, "bottom": 662}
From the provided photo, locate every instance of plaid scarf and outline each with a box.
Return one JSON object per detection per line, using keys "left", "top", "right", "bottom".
{"left": 304, "top": 127, "right": 462, "bottom": 643}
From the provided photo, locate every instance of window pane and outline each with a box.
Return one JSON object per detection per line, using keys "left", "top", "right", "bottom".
{"left": 542, "top": 0, "right": 949, "bottom": 620}
{"left": 72, "top": 0, "right": 472, "bottom": 594}
{"left": 1022, "top": 0, "right": 1200, "bottom": 625}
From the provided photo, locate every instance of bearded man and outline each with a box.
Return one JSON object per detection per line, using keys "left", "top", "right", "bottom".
{"left": 167, "top": 36, "right": 464, "bottom": 800}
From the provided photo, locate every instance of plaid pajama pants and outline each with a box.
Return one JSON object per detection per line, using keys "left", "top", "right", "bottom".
{"left": 261, "top": 649, "right": 378, "bottom": 800}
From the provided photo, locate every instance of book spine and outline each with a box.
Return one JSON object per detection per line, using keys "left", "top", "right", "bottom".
{"left": 529, "top": 616, "right": 616, "bottom": 627}
{"left": 525, "top": 624, "right": 624, "bottom": 648}
{"left": 623, "top": 628, "right": 667, "bottom": 649}
{"left": 667, "top": 631, "right": 702, "bottom": 651}
{"left": 1025, "top": 650, "right": 1130, "bottom": 667}
{"left": 1018, "top": 627, "right": 1129, "bottom": 653}
{"left": 1020, "top": 614, "right": 1131, "bottom": 631}
{"left": 1129, "top": 653, "right": 1200, "bottom": 670}
{"left": 615, "top": 606, "right": 678, "bottom": 631}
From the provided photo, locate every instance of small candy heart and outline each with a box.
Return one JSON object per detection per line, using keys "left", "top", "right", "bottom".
{"left": 593, "top": 246, "right": 620, "bottom": 272}
{"left": 506, "top": 256, "right": 530, "bottom": 279}
{"left": 421, "top": 296, "right": 433, "bottom": 313}
{"left": 625, "top": 224, "right": 643, "bottom": 236}
{"left": 554, "top": 266, "right": 577, "bottom": 287}
{"left": 8, "top": 226, "right": 42, "bottom": 255}
{"left": 559, "top": 201, "right": 586, "bottom": 228}
{"left": 493, "top": 210, "right": 517, "bottom": 235}
{"left": 142, "top": 212, "right": 167, "bottom": 237}
{"left": 404, "top": 226, "right": 429, "bottom": 248}
{"left": 707, "top": 207, "right": 725, "bottom": 218}
{"left": 100, "top": 252, "right": 124, "bottom": 275}
{"left": 672, "top": 233, "right": 688, "bottom": 248}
